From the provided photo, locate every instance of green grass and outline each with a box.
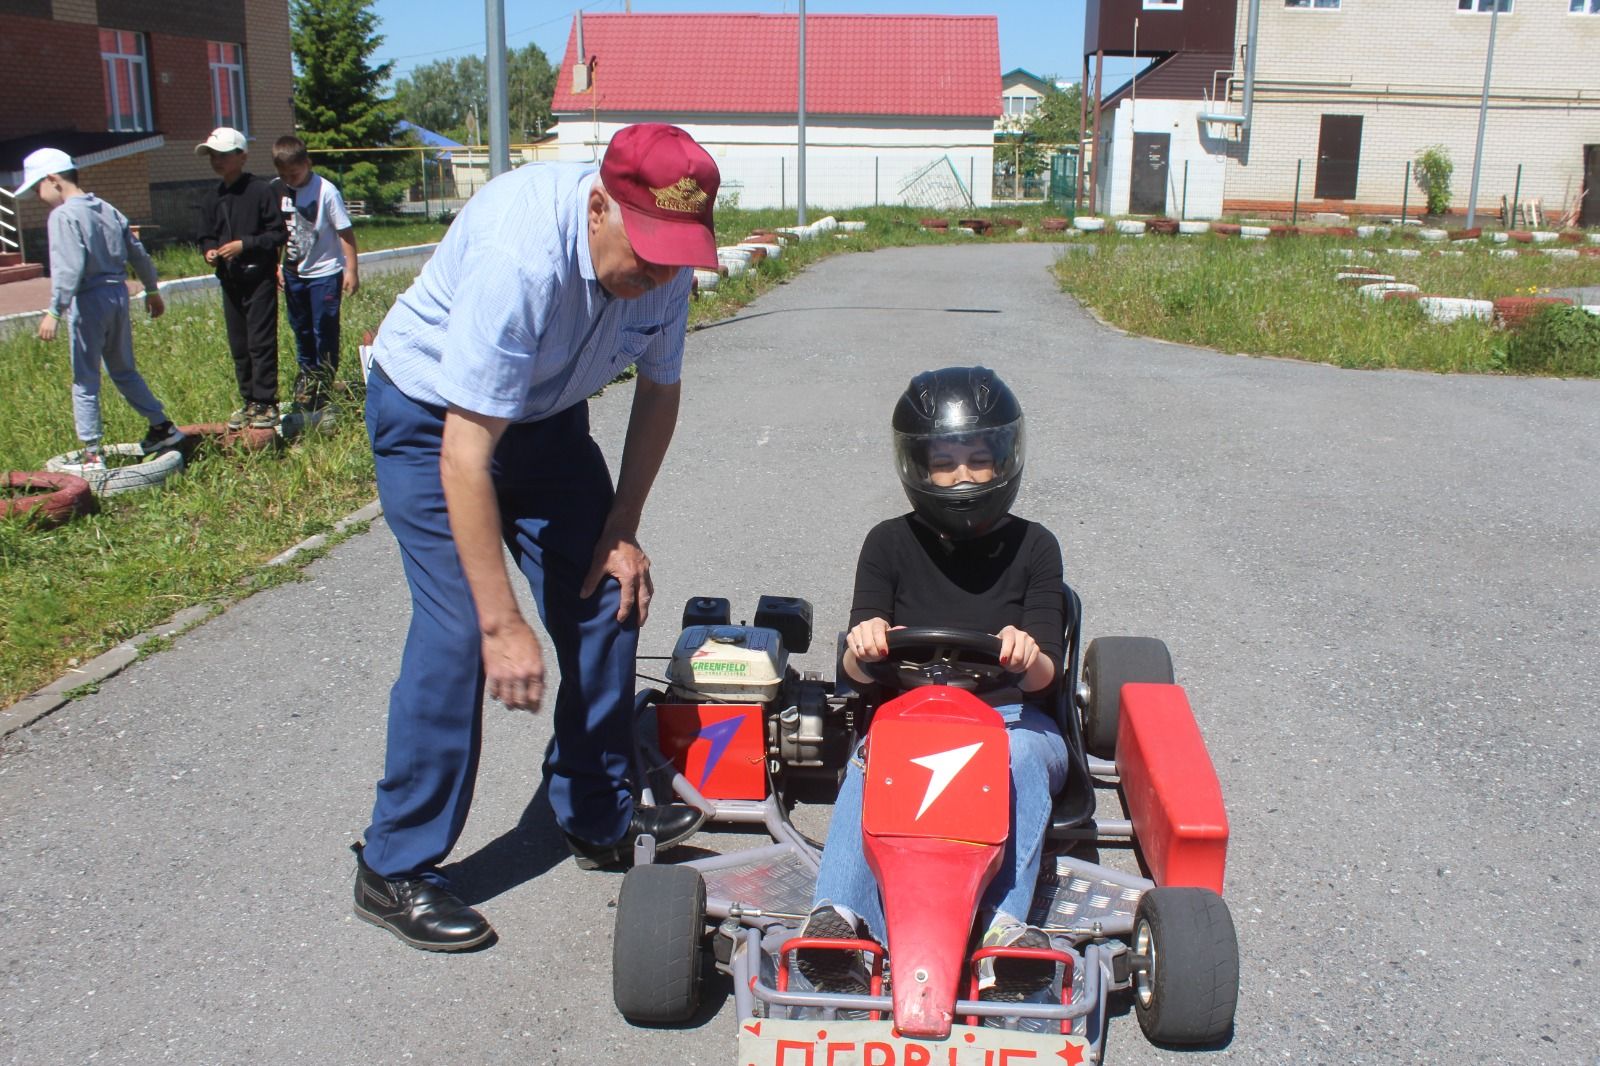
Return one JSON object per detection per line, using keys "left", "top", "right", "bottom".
{"left": 150, "top": 217, "right": 450, "bottom": 281}
{"left": 1051, "top": 232, "right": 1600, "bottom": 374}
{"left": 0, "top": 275, "right": 406, "bottom": 705}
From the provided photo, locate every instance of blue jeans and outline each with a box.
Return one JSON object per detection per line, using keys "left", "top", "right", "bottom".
{"left": 360, "top": 366, "right": 641, "bottom": 883}
{"left": 811, "top": 703, "right": 1068, "bottom": 943}
{"left": 283, "top": 269, "right": 342, "bottom": 375}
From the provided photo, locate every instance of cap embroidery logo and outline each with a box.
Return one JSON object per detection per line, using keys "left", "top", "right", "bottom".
{"left": 651, "top": 176, "right": 708, "bottom": 213}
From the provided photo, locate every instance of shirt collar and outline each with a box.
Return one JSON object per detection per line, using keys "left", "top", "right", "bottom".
{"left": 575, "top": 170, "right": 599, "bottom": 284}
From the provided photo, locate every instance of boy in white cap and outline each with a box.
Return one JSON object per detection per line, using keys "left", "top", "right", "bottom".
{"left": 17, "top": 147, "right": 182, "bottom": 468}
{"left": 195, "top": 127, "right": 286, "bottom": 429}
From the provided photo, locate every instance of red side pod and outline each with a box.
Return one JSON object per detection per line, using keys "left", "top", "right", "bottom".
{"left": 1117, "top": 683, "right": 1230, "bottom": 894}
{"left": 655, "top": 704, "right": 767, "bottom": 800}
{"left": 861, "top": 688, "right": 1010, "bottom": 1038}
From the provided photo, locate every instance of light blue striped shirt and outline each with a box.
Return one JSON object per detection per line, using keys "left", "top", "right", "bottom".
{"left": 372, "top": 163, "right": 690, "bottom": 422}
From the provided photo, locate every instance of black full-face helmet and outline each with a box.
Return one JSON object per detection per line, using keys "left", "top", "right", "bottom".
{"left": 892, "top": 366, "right": 1025, "bottom": 539}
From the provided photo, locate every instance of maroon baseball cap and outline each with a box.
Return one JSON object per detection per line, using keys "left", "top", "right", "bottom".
{"left": 600, "top": 124, "right": 720, "bottom": 271}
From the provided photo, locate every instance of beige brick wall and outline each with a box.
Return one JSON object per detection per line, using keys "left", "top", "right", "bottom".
{"left": 81, "top": 154, "right": 153, "bottom": 221}
{"left": 1221, "top": 1, "right": 1600, "bottom": 216}
{"left": 245, "top": 0, "right": 295, "bottom": 144}
{"left": 50, "top": 0, "right": 96, "bottom": 24}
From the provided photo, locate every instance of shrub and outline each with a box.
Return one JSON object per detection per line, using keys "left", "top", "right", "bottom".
{"left": 1503, "top": 306, "right": 1600, "bottom": 376}
{"left": 1414, "top": 145, "right": 1454, "bottom": 217}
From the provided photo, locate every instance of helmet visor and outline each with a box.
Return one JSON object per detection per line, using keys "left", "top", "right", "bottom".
{"left": 893, "top": 419, "right": 1025, "bottom": 494}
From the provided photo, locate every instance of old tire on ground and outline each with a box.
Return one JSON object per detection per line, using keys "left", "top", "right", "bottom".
{"left": 613, "top": 864, "right": 706, "bottom": 1024}
{"left": 1132, "top": 888, "right": 1239, "bottom": 1045}
{"left": 2, "top": 470, "right": 94, "bottom": 525}
{"left": 1080, "top": 636, "right": 1174, "bottom": 760}
{"left": 44, "top": 444, "right": 184, "bottom": 497}
{"left": 178, "top": 422, "right": 278, "bottom": 453}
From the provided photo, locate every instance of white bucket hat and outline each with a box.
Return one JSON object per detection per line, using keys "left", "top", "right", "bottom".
{"left": 195, "top": 127, "right": 248, "bottom": 155}
{"left": 14, "top": 147, "right": 75, "bottom": 196}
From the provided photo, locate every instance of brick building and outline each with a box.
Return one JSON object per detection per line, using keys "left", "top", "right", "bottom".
{"left": 0, "top": 0, "right": 294, "bottom": 260}
{"left": 1083, "top": 0, "right": 1600, "bottom": 224}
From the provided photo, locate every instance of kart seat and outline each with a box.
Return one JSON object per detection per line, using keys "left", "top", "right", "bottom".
{"left": 1047, "top": 583, "right": 1097, "bottom": 836}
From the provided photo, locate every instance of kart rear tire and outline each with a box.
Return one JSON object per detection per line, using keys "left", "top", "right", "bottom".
{"left": 613, "top": 864, "right": 706, "bottom": 1025}
{"left": 1081, "top": 636, "right": 1174, "bottom": 759}
{"left": 1132, "top": 887, "right": 1239, "bottom": 1045}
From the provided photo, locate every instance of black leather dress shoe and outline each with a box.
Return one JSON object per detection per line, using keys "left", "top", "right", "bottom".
{"left": 351, "top": 843, "right": 494, "bottom": 952}
{"left": 564, "top": 804, "right": 707, "bottom": 870}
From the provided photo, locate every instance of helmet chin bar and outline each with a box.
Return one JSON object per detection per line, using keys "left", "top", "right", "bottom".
{"left": 905, "top": 473, "right": 1023, "bottom": 539}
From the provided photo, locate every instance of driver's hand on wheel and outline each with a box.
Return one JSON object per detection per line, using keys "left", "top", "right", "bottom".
{"left": 482, "top": 619, "right": 545, "bottom": 712}
{"left": 846, "top": 618, "right": 894, "bottom": 663}
{"left": 996, "top": 625, "right": 1040, "bottom": 674}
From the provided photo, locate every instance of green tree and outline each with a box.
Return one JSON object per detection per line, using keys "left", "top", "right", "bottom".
{"left": 290, "top": 0, "right": 402, "bottom": 208}
{"left": 1414, "top": 145, "right": 1454, "bottom": 217}
{"left": 996, "top": 82, "right": 1081, "bottom": 199}
{"left": 392, "top": 45, "right": 556, "bottom": 144}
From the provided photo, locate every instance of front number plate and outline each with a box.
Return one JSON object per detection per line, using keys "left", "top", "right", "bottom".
{"left": 737, "top": 1018, "right": 1090, "bottom": 1066}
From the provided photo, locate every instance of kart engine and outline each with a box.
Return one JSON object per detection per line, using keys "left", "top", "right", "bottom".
{"left": 658, "top": 596, "right": 858, "bottom": 800}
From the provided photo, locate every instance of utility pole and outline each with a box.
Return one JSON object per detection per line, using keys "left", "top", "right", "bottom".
{"left": 485, "top": 0, "right": 511, "bottom": 177}
{"left": 1466, "top": 0, "right": 1501, "bottom": 229}
{"left": 797, "top": 0, "right": 808, "bottom": 225}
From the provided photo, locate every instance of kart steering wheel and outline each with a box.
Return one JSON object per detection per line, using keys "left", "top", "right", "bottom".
{"left": 859, "top": 626, "right": 1026, "bottom": 694}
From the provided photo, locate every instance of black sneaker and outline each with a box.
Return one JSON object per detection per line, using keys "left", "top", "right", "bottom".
{"left": 140, "top": 421, "right": 185, "bottom": 454}
{"left": 227, "top": 404, "right": 253, "bottom": 431}
{"left": 293, "top": 371, "right": 315, "bottom": 409}
{"left": 249, "top": 403, "right": 281, "bottom": 429}
{"left": 978, "top": 921, "right": 1056, "bottom": 1003}
{"left": 795, "top": 905, "right": 871, "bottom": 1017}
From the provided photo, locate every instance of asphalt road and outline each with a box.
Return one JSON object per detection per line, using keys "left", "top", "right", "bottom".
{"left": 2, "top": 244, "right": 1597, "bottom": 1065}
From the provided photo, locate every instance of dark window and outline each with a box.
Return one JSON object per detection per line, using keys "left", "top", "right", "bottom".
{"left": 1314, "top": 114, "right": 1363, "bottom": 200}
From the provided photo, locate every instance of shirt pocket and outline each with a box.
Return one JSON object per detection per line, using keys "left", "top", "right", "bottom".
{"left": 610, "top": 324, "right": 662, "bottom": 371}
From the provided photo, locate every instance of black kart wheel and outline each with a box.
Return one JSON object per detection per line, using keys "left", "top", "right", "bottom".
{"left": 1131, "top": 887, "right": 1239, "bottom": 1045}
{"left": 1080, "top": 636, "right": 1173, "bottom": 759}
{"left": 612, "top": 864, "right": 706, "bottom": 1024}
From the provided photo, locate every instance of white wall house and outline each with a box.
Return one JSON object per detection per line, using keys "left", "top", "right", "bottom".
{"left": 551, "top": 13, "right": 1002, "bottom": 211}
{"left": 1099, "top": 99, "right": 1230, "bottom": 219}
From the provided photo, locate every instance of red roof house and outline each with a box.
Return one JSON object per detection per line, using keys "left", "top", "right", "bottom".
{"left": 551, "top": 13, "right": 1003, "bottom": 210}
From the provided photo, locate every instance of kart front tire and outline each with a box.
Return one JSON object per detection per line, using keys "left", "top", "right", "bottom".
{"left": 1080, "top": 636, "right": 1173, "bottom": 759}
{"left": 1132, "top": 887, "right": 1239, "bottom": 1045}
{"left": 612, "top": 864, "right": 706, "bottom": 1025}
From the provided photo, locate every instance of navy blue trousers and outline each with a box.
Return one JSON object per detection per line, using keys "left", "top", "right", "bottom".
{"left": 283, "top": 269, "right": 342, "bottom": 375}
{"left": 362, "top": 366, "right": 640, "bottom": 882}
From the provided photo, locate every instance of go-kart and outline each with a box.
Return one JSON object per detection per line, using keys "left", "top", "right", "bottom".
{"left": 611, "top": 591, "right": 1238, "bottom": 1064}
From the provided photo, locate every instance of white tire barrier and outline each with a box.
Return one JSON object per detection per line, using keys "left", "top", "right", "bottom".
{"left": 1178, "top": 221, "right": 1210, "bottom": 235}
{"left": 1490, "top": 232, "right": 1509, "bottom": 243}
{"left": 1589, "top": 233, "right": 1600, "bottom": 245}
{"left": 1073, "top": 217, "right": 1106, "bottom": 232}
{"left": 1336, "top": 271, "right": 1396, "bottom": 284}
{"left": 1418, "top": 228, "right": 1449, "bottom": 242}
{"left": 1115, "top": 220, "right": 1147, "bottom": 235}
{"left": 1386, "top": 248, "right": 1423, "bottom": 258}
{"left": 1530, "top": 231, "right": 1559, "bottom": 244}
{"left": 1492, "top": 249, "right": 1520, "bottom": 259}
{"left": 1357, "top": 282, "right": 1420, "bottom": 301}
{"left": 840, "top": 221, "right": 867, "bottom": 232}
{"left": 1544, "top": 248, "right": 1580, "bottom": 260}
{"left": 1417, "top": 297, "right": 1494, "bottom": 324}
{"left": 692, "top": 269, "right": 720, "bottom": 290}
{"left": 739, "top": 242, "right": 782, "bottom": 260}
{"left": 45, "top": 443, "right": 184, "bottom": 497}
{"left": 719, "top": 257, "right": 748, "bottom": 277}
{"left": 1240, "top": 225, "right": 1271, "bottom": 238}
{"left": 1435, "top": 250, "right": 1466, "bottom": 258}
{"left": 1356, "top": 225, "right": 1376, "bottom": 238}
{"left": 1584, "top": 305, "right": 1600, "bottom": 315}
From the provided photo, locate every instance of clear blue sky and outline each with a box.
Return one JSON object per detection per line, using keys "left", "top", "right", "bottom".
{"left": 368, "top": 0, "right": 1146, "bottom": 88}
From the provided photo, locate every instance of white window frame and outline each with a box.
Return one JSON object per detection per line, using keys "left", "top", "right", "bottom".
{"left": 1285, "top": 0, "right": 1341, "bottom": 9}
{"left": 1143, "top": 0, "right": 1183, "bottom": 10}
{"left": 100, "top": 29, "right": 153, "bottom": 133}
{"left": 1570, "top": 0, "right": 1600, "bottom": 15}
{"left": 209, "top": 41, "right": 249, "bottom": 134}
{"left": 1457, "top": 0, "right": 1513, "bottom": 12}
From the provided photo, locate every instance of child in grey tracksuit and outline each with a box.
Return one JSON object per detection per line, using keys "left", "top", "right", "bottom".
{"left": 16, "top": 147, "right": 181, "bottom": 466}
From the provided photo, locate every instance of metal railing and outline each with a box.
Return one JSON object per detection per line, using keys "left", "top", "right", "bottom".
{"left": 0, "top": 186, "right": 22, "bottom": 261}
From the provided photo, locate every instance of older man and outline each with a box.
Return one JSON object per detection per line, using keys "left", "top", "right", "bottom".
{"left": 354, "top": 124, "right": 717, "bottom": 952}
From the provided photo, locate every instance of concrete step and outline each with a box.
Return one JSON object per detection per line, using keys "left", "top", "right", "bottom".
{"left": 0, "top": 252, "right": 22, "bottom": 268}
{"left": 0, "top": 263, "right": 45, "bottom": 285}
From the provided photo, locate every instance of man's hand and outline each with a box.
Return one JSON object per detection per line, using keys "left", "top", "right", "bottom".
{"left": 216, "top": 240, "right": 245, "bottom": 261}
{"left": 581, "top": 527, "right": 653, "bottom": 624}
{"left": 343, "top": 271, "right": 360, "bottom": 296}
{"left": 845, "top": 617, "right": 893, "bottom": 663}
{"left": 36, "top": 313, "right": 58, "bottom": 342}
{"left": 276, "top": 266, "right": 285, "bottom": 291}
{"left": 482, "top": 619, "right": 545, "bottom": 712}
{"left": 146, "top": 291, "right": 165, "bottom": 319}
{"left": 996, "top": 625, "right": 1041, "bottom": 674}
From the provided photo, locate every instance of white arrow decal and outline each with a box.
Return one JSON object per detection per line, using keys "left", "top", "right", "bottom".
{"left": 909, "top": 742, "right": 984, "bottom": 820}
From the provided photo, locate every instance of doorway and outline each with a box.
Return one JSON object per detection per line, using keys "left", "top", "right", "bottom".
{"left": 1314, "top": 115, "right": 1363, "bottom": 201}
{"left": 1582, "top": 145, "right": 1599, "bottom": 228}
{"left": 1131, "top": 133, "right": 1171, "bottom": 215}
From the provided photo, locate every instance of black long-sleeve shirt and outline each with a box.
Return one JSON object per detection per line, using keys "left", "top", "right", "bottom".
{"left": 850, "top": 514, "right": 1065, "bottom": 669}
{"left": 197, "top": 172, "right": 285, "bottom": 280}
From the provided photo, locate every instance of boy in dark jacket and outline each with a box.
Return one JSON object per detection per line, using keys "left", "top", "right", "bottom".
{"left": 196, "top": 127, "right": 286, "bottom": 429}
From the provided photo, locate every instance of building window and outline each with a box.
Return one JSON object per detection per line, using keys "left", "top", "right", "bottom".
{"left": 1571, "top": 0, "right": 1600, "bottom": 13}
{"left": 1457, "top": 0, "right": 1512, "bottom": 11}
{"left": 209, "top": 42, "right": 248, "bottom": 133}
{"left": 1286, "top": 0, "right": 1341, "bottom": 8}
{"left": 1003, "top": 95, "right": 1040, "bottom": 118}
{"left": 100, "top": 29, "right": 153, "bottom": 133}
{"left": 1143, "top": 0, "right": 1183, "bottom": 8}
